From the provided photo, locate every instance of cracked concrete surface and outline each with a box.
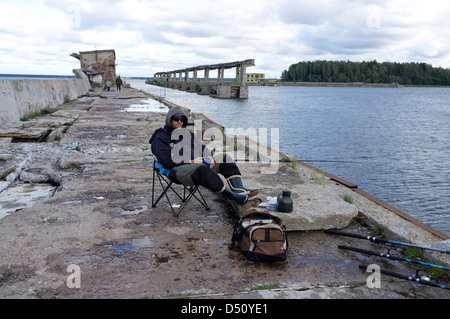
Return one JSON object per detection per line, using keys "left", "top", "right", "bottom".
{"left": 0, "top": 87, "right": 449, "bottom": 299}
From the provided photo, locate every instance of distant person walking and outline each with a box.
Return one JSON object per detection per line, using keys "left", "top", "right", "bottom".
{"left": 104, "top": 80, "right": 112, "bottom": 91}
{"left": 116, "top": 76, "right": 123, "bottom": 91}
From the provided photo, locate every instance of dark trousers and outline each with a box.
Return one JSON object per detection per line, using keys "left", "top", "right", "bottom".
{"left": 172, "top": 154, "right": 240, "bottom": 193}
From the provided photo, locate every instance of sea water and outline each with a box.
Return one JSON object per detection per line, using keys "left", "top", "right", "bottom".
{"left": 131, "top": 80, "right": 450, "bottom": 236}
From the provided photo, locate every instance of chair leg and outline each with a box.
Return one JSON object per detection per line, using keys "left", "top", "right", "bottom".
{"left": 173, "top": 185, "right": 209, "bottom": 217}
{"left": 152, "top": 171, "right": 190, "bottom": 216}
{"left": 189, "top": 186, "right": 210, "bottom": 210}
{"left": 153, "top": 172, "right": 183, "bottom": 207}
{"left": 152, "top": 172, "right": 169, "bottom": 207}
{"left": 152, "top": 162, "right": 157, "bottom": 207}
{"left": 152, "top": 164, "right": 210, "bottom": 217}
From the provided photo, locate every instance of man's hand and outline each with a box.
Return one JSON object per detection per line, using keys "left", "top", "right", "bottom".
{"left": 205, "top": 156, "right": 215, "bottom": 169}
{"left": 190, "top": 157, "right": 215, "bottom": 169}
{"left": 190, "top": 157, "right": 203, "bottom": 164}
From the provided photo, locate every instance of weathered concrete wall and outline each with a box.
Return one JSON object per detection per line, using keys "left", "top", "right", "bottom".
{"left": 0, "top": 69, "right": 91, "bottom": 125}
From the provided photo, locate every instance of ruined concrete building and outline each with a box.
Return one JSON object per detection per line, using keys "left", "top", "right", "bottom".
{"left": 71, "top": 50, "right": 116, "bottom": 86}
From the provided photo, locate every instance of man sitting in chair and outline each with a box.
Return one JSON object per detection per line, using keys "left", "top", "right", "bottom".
{"left": 149, "top": 106, "right": 259, "bottom": 205}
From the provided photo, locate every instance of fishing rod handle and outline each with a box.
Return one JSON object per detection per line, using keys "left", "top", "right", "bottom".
{"left": 325, "top": 229, "right": 388, "bottom": 244}
{"left": 359, "top": 265, "right": 450, "bottom": 290}
{"left": 341, "top": 245, "right": 450, "bottom": 271}
{"left": 327, "top": 229, "right": 450, "bottom": 254}
{"left": 338, "top": 245, "right": 403, "bottom": 261}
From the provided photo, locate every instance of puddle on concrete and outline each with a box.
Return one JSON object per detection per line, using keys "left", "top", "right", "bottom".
{"left": 0, "top": 183, "right": 57, "bottom": 219}
{"left": 131, "top": 237, "right": 155, "bottom": 248}
{"left": 119, "top": 205, "right": 148, "bottom": 216}
{"left": 108, "top": 244, "right": 139, "bottom": 256}
{"left": 107, "top": 237, "right": 155, "bottom": 256}
{"left": 121, "top": 99, "right": 169, "bottom": 113}
{"left": 164, "top": 226, "right": 192, "bottom": 235}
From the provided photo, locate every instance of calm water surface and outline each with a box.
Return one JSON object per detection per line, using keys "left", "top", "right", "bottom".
{"left": 131, "top": 80, "right": 450, "bottom": 236}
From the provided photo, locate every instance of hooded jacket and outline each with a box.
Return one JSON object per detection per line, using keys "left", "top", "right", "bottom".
{"left": 149, "top": 106, "right": 211, "bottom": 169}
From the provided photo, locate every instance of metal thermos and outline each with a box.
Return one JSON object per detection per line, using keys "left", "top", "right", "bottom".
{"left": 277, "top": 190, "right": 293, "bottom": 213}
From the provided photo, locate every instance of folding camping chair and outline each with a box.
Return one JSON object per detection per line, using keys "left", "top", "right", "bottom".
{"left": 151, "top": 158, "right": 210, "bottom": 217}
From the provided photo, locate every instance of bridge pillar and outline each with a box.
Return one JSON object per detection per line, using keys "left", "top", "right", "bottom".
{"left": 147, "top": 59, "right": 255, "bottom": 99}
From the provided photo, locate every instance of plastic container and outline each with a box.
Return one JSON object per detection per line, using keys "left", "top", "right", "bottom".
{"left": 202, "top": 157, "right": 212, "bottom": 167}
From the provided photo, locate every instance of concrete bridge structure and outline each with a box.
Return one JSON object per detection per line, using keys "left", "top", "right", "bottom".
{"left": 146, "top": 59, "right": 255, "bottom": 99}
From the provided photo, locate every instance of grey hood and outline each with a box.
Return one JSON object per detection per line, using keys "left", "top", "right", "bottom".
{"left": 165, "top": 106, "right": 188, "bottom": 128}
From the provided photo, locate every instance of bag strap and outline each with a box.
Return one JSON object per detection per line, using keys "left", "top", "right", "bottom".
{"left": 229, "top": 220, "right": 246, "bottom": 248}
{"left": 241, "top": 212, "right": 283, "bottom": 226}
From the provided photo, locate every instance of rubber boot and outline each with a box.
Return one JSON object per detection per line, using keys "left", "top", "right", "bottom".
{"left": 222, "top": 188, "right": 249, "bottom": 205}
{"left": 226, "top": 175, "right": 259, "bottom": 198}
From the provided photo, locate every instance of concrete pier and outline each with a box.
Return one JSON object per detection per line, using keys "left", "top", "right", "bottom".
{"left": 146, "top": 59, "right": 255, "bottom": 99}
{"left": 0, "top": 86, "right": 449, "bottom": 300}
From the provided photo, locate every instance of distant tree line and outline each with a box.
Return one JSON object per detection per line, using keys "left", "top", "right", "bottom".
{"left": 281, "top": 60, "right": 450, "bottom": 85}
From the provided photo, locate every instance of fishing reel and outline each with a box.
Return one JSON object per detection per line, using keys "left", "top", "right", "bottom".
{"left": 379, "top": 245, "right": 432, "bottom": 282}
{"left": 407, "top": 265, "right": 431, "bottom": 282}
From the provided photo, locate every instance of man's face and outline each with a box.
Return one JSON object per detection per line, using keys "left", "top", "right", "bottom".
{"left": 171, "top": 116, "right": 185, "bottom": 129}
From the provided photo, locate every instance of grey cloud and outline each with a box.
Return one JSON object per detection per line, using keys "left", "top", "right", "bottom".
{"left": 3, "top": 0, "right": 450, "bottom": 77}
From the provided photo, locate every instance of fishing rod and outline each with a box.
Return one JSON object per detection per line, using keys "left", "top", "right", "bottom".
{"left": 339, "top": 245, "right": 450, "bottom": 272}
{"left": 359, "top": 264, "right": 450, "bottom": 291}
{"left": 325, "top": 229, "right": 450, "bottom": 254}
{"left": 299, "top": 159, "right": 362, "bottom": 166}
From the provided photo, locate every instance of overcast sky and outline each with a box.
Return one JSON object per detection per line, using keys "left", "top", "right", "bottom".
{"left": 1, "top": 0, "right": 450, "bottom": 78}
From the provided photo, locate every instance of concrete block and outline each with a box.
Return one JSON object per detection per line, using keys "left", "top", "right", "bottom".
{"left": 227, "top": 163, "right": 359, "bottom": 232}
{"left": 271, "top": 184, "right": 358, "bottom": 231}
